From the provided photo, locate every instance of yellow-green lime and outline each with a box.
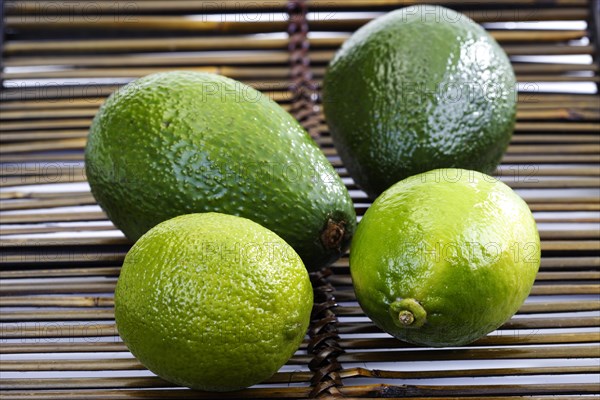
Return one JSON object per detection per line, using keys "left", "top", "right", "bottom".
{"left": 114, "top": 213, "right": 313, "bottom": 391}
{"left": 350, "top": 169, "right": 540, "bottom": 347}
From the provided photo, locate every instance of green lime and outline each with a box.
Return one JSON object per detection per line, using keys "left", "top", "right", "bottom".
{"left": 114, "top": 213, "right": 313, "bottom": 391}
{"left": 323, "top": 5, "right": 516, "bottom": 198}
{"left": 350, "top": 169, "right": 540, "bottom": 347}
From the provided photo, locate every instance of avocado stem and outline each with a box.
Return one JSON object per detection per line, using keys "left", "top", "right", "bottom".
{"left": 389, "top": 298, "right": 427, "bottom": 329}
{"left": 320, "top": 219, "right": 346, "bottom": 251}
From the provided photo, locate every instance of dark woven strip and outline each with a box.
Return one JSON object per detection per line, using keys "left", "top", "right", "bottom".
{"left": 287, "top": 0, "right": 321, "bottom": 140}
{"left": 307, "top": 269, "right": 345, "bottom": 398}
{"left": 590, "top": 0, "right": 600, "bottom": 91}
{"left": 287, "top": 1, "right": 344, "bottom": 396}
{"left": 0, "top": 1, "right": 6, "bottom": 87}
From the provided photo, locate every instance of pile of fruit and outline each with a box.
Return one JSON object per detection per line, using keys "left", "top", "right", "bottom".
{"left": 85, "top": 6, "right": 541, "bottom": 392}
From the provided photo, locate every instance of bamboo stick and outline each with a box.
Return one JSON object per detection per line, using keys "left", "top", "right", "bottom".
{"left": 497, "top": 164, "right": 600, "bottom": 176}
{"left": 309, "top": 0, "right": 590, "bottom": 7}
{"left": 0, "top": 322, "right": 118, "bottom": 339}
{"left": 0, "top": 390, "right": 592, "bottom": 400}
{"left": 1, "top": 30, "right": 589, "bottom": 59}
{"left": 4, "top": 332, "right": 595, "bottom": 355}
{"left": 0, "top": 154, "right": 85, "bottom": 162}
{"left": 339, "top": 383, "right": 600, "bottom": 397}
{"left": 3, "top": 44, "right": 595, "bottom": 76}
{"left": 330, "top": 255, "right": 599, "bottom": 270}
{"left": 5, "top": 16, "right": 291, "bottom": 34}
{"left": 1, "top": 138, "right": 597, "bottom": 157}
{"left": 513, "top": 63, "right": 599, "bottom": 74}
{"left": 514, "top": 122, "right": 600, "bottom": 133}
{"left": 335, "top": 316, "right": 600, "bottom": 334}
{"left": 0, "top": 211, "right": 107, "bottom": 224}
{"left": 0, "top": 309, "right": 115, "bottom": 322}
{"left": 332, "top": 285, "right": 600, "bottom": 302}
{"left": 328, "top": 270, "right": 600, "bottom": 285}
{"left": 2, "top": 37, "right": 294, "bottom": 56}
{"left": 0, "top": 387, "right": 315, "bottom": 400}
{"left": 0, "top": 237, "right": 128, "bottom": 246}
{"left": 1, "top": 299, "right": 597, "bottom": 322}
{"left": 0, "top": 250, "right": 125, "bottom": 265}
{"left": 0, "top": 282, "right": 119, "bottom": 295}
{"left": 1, "top": 109, "right": 98, "bottom": 120}
{"left": 0, "top": 99, "right": 105, "bottom": 111}
{"left": 0, "top": 138, "right": 88, "bottom": 155}
{"left": 3, "top": 105, "right": 599, "bottom": 127}
{"left": 0, "top": 266, "right": 120, "bottom": 279}
{"left": 499, "top": 177, "right": 600, "bottom": 189}
{"left": 0, "top": 101, "right": 292, "bottom": 111}
{"left": 502, "top": 44, "right": 594, "bottom": 55}
{"left": 0, "top": 191, "right": 91, "bottom": 200}
{"left": 0, "top": 358, "right": 147, "bottom": 371}
{"left": 1, "top": 224, "right": 596, "bottom": 248}
{"left": 0, "top": 195, "right": 96, "bottom": 211}
{"left": 536, "top": 271, "right": 600, "bottom": 280}
{"left": 1, "top": 131, "right": 89, "bottom": 142}
{"left": 2, "top": 50, "right": 297, "bottom": 68}
{"left": 2, "top": 209, "right": 596, "bottom": 226}
{"left": 5, "top": 0, "right": 590, "bottom": 13}
{"left": 336, "top": 300, "right": 600, "bottom": 316}
{"left": 542, "top": 239, "right": 600, "bottom": 250}
{"left": 0, "top": 371, "right": 312, "bottom": 389}
{"left": 500, "top": 154, "right": 600, "bottom": 163}
{"left": 337, "top": 332, "right": 600, "bottom": 349}
{"left": 0, "top": 365, "right": 596, "bottom": 390}
{"left": 510, "top": 134, "right": 600, "bottom": 143}
{"left": 338, "top": 346, "right": 600, "bottom": 363}
{"left": 6, "top": 70, "right": 598, "bottom": 86}
{"left": 518, "top": 102, "right": 600, "bottom": 111}
{"left": 1, "top": 315, "right": 597, "bottom": 341}
{"left": 0, "top": 341, "right": 127, "bottom": 354}
{"left": 528, "top": 203, "right": 600, "bottom": 211}
{"left": 3, "top": 0, "right": 290, "bottom": 14}
{"left": 0, "top": 295, "right": 115, "bottom": 307}
{"left": 0, "top": 225, "right": 115, "bottom": 235}
{"left": 515, "top": 94, "right": 599, "bottom": 103}
{"left": 530, "top": 284, "right": 600, "bottom": 295}
{"left": 0, "top": 355, "right": 309, "bottom": 371}
{"left": 1, "top": 92, "right": 595, "bottom": 115}
{"left": 517, "top": 108, "right": 600, "bottom": 119}
{"left": 6, "top": 0, "right": 590, "bottom": 15}
{"left": 341, "top": 365, "right": 599, "bottom": 380}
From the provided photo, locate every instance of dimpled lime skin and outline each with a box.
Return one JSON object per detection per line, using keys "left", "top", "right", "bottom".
{"left": 323, "top": 5, "right": 517, "bottom": 198}
{"left": 114, "top": 213, "right": 313, "bottom": 391}
{"left": 85, "top": 71, "right": 355, "bottom": 270}
{"left": 350, "top": 169, "right": 540, "bottom": 347}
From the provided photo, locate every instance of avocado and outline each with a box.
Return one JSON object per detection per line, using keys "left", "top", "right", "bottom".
{"left": 323, "top": 5, "right": 517, "bottom": 198}
{"left": 85, "top": 71, "right": 355, "bottom": 270}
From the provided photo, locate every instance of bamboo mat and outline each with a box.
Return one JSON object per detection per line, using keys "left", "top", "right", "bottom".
{"left": 1, "top": 0, "right": 599, "bottom": 399}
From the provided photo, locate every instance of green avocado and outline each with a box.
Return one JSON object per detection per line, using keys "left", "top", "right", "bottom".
{"left": 323, "top": 5, "right": 517, "bottom": 198}
{"left": 85, "top": 71, "right": 355, "bottom": 270}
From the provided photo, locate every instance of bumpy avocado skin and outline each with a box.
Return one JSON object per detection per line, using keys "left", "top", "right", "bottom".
{"left": 323, "top": 5, "right": 516, "bottom": 198}
{"left": 85, "top": 71, "right": 356, "bottom": 270}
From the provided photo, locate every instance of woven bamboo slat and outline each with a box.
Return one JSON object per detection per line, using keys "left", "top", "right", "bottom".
{"left": 1, "top": 0, "right": 599, "bottom": 399}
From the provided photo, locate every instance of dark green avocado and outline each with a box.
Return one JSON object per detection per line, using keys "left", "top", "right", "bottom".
{"left": 323, "top": 5, "right": 517, "bottom": 199}
{"left": 85, "top": 71, "right": 356, "bottom": 270}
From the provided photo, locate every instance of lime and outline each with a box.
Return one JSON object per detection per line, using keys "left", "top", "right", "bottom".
{"left": 114, "top": 213, "right": 313, "bottom": 391}
{"left": 350, "top": 169, "right": 540, "bottom": 347}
